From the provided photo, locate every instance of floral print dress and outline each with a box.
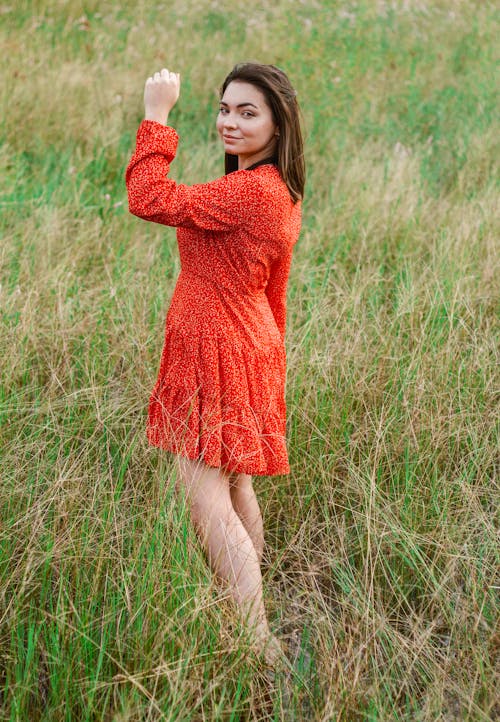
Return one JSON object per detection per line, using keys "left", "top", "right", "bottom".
{"left": 125, "top": 119, "right": 301, "bottom": 476}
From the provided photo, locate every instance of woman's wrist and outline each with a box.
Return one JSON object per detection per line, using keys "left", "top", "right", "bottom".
{"left": 144, "top": 114, "right": 169, "bottom": 125}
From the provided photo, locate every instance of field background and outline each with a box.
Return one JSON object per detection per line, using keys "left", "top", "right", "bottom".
{"left": 1, "top": 0, "right": 498, "bottom": 719}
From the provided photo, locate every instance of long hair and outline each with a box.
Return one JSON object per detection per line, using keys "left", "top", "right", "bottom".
{"left": 220, "top": 62, "right": 305, "bottom": 203}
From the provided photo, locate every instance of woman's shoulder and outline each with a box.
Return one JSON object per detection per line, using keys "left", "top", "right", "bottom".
{"left": 213, "top": 164, "right": 282, "bottom": 204}
{"left": 193, "top": 164, "right": 299, "bottom": 220}
{"left": 236, "top": 164, "right": 291, "bottom": 199}
{"left": 249, "top": 165, "right": 300, "bottom": 211}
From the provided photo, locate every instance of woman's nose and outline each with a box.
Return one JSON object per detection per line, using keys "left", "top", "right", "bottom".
{"left": 223, "top": 115, "right": 237, "bottom": 129}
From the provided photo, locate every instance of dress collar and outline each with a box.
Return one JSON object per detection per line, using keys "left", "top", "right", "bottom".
{"left": 246, "top": 155, "right": 278, "bottom": 171}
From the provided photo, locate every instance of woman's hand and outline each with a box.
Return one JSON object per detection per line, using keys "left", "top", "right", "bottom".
{"left": 144, "top": 68, "right": 180, "bottom": 125}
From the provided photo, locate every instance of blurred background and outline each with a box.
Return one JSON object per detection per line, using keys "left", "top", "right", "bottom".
{"left": 1, "top": 1, "right": 498, "bottom": 719}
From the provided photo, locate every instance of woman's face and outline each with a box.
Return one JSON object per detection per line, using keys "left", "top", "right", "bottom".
{"left": 216, "top": 81, "right": 278, "bottom": 170}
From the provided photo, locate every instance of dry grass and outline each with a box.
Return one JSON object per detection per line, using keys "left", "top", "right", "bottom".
{"left": 1, "top": 0, "right": 498, "bottom": 719}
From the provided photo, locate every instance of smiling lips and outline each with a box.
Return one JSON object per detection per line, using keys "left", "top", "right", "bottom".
{"left": 223, "top": 135, "right": 241, "bottom": 141}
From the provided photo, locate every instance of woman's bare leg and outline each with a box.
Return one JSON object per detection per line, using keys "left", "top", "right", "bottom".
{"left": 173, "top": 454, "right": 283, "bottom": 664}
{"left": 228, "top": 472, "right": 264, "bottom": 566}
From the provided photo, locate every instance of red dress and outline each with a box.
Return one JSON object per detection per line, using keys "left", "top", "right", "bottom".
{"left": 125, "top": 120, "right": 302, "bottom": 476}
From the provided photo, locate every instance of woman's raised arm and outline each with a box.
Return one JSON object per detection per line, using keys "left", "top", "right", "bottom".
{"left": 125, "top": 120, "right": 265, "bottom": 231}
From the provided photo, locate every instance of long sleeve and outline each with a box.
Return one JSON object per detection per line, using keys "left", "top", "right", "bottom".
{"left": 265, "top": 245, "right": 293, "bottom": 341}
{"left": 125, "top": 119, "right": 263, "bottom": 231}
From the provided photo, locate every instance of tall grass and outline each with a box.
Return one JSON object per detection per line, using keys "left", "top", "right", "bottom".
{"left": 1, "top": 0, "right": 498, "bottom": 719}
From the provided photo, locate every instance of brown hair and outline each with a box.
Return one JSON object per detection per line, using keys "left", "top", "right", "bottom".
{"left": 220, "top": 62, "right": 305, "bottom": 203}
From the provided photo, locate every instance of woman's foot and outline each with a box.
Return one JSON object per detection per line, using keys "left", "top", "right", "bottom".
{"left": 255, "top": 631, "right": 288, "bottom": 669}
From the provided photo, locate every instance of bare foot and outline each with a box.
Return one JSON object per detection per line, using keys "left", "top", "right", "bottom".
{"left": 257, "top": 632, "right": 288, "bottom": 669}
{"left": 265, "top": 634, "right": 287, "bottom": 667}
{"left": 238, "top": 608, "right": 287, "bottom": 668}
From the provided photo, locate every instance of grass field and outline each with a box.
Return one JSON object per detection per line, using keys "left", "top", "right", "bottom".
{"left": 1, "top": 0, "right": 498, "bottom": 719}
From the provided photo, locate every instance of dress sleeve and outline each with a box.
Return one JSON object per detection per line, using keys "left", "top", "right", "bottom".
{"left": 265, "top": 245, "right": 293, "bottom": 341}
{"left": 125, "top": 119, "right": 261, "bottom": 231}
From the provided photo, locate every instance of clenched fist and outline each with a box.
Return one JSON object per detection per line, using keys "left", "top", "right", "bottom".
{"left": 144, "top": 68, "right": 181, "bottom": 125}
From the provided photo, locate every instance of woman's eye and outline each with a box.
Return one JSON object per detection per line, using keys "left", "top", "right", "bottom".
{"left": 219, "top": 108, "right": 254, "bottom": 117}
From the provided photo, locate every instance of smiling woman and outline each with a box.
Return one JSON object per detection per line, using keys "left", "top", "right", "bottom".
{"left": 216, "top": 82, "right": 279, "bottom": 169}
{"left": 125, "top": 62, "right": 305, "bottom": 672}
{"left": 218, "top": 63, "right": 305, "bottom": 200}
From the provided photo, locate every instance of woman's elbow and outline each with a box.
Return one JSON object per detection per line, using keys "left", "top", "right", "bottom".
{"left": 126, "top": 189, "right": 180, "bottom": 224}
{"left": 127, "top": 198, "right": 144, "bottom": 218}
{"left": 126, "top": 180, "right": 156, "bottom": 217}
{"left": 128, "top": 192, "right": 151, "bottom": 218}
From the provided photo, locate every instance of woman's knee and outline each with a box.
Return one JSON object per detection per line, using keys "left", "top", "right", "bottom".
{"left": 174, "top": 454, "right": 232, "bottom": 520}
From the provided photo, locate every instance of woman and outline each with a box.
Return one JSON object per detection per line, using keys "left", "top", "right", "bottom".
{"left": 125, "top": 62, "right": 304, "bottom": 669}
